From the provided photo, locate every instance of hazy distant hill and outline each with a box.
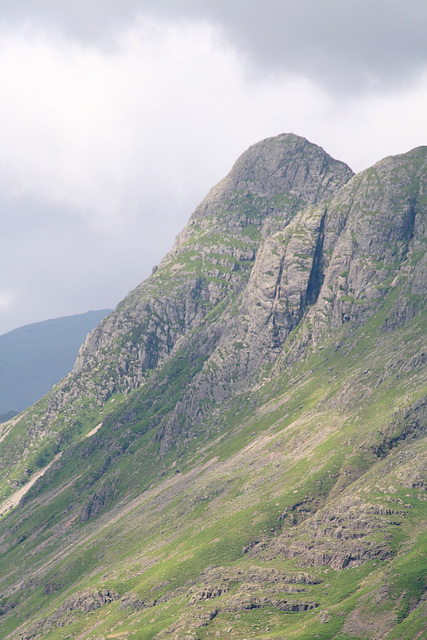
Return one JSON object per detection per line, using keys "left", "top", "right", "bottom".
{"left": 0, "top": 310, "right": 111, "bottom": 415}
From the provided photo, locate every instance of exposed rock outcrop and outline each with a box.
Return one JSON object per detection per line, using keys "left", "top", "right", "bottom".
{"left": 1, "top": 134, "right": 426, "bottom": 640}
{"left": 156, "top": 145, "right": 427, "bottom": 446}
{"left": 70, "top": 134, "right": 353, "bottom": 403}
{"left": 18, "top": 590, "right": 120, "bottom": 640}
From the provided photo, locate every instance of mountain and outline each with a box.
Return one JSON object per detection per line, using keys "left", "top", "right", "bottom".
{"left": 0, "top": 411, "right": 18, "bottom": 424}
{"left": 0, "top": 310, "right": 111, "bottom": 416}
{"left": 0, "top": 134, "right": 425, "bottom": 640}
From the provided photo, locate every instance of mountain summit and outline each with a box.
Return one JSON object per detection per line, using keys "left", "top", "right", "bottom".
{"left": 0, "top": 134, "right": 425, "bottom": 640}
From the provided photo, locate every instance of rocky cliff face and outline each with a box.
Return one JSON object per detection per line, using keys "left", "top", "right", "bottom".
{"left": 0, "top": 135, "right": 426, "bottom": 640}
{"left": 157, "top": 145, "right": 427, "bottom": 446}
{"left": 13, "top": 134, "right": 352, "bottom": 443}
{"left": 71, "top": 134, "right": 353, "bottom": 395}
{"left": 2, "top": 135, "right": 426, "bottom": 486}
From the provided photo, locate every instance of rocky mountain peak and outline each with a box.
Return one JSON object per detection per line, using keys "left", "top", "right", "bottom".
{"left": 69, "top": 135, "right": 353, "bottom": 401}
{"left": 181, "top": 132, "right": 353, "bottom": 229}
{"left": 0, "top": 135, "right": 426, "bottom": 640}
{"left": 221, "top": 132, "right": 352, "bottom": 196}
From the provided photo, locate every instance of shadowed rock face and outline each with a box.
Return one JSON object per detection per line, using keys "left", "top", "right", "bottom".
{"left": 308, "top": 148, "right": 427, "bottom": 338}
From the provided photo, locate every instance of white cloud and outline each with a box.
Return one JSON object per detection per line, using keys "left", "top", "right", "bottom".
{"left": 1, "top": 17, "right": 425, "bottom": 226}
{"left": 0, "top": 20, "right": 335, "bottom": 230}
{"left": 306, "top": 73, "right": 427, "bottom": 173}
{"left": 0, "top": 289, "right": 20, "bottom": 313}
{"left": 0, "top": 20, "right": 251, "bottom": 233}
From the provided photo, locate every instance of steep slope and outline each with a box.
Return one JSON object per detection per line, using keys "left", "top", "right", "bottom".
{"left": 0, "top": 310, "right": 111, "bottom": 415}
{"left": 71, "top": 133, "right": 353, "bottom": 399}
{"left": 0, "top": 135, "right": 425, "bottom": 640}
{"left": 158, "top": 146, "right": 427, "bottom": 446}
{"left": 0, "top": 134, "right": 353, "bottom": 499}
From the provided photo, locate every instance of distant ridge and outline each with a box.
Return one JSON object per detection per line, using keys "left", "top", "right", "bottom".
{"left": 0, "top": 309, "right": 111, "bottom": 414}
{"left": 0, "top": 410, "right": 17, "bottom": 424}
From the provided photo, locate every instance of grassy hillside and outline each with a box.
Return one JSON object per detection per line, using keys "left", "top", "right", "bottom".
{"left": 0, "top": 136, "right": 425, "bottom": 640}
{"left": 0, "top": 298, "right": 425, "bottom": 640}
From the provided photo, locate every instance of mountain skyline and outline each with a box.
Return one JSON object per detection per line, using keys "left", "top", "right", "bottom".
{"left": 1, "top": 1, "right": 427, "bottom": 335}
{"left": 0, "top": 133, "right": 425, "bottom": 639}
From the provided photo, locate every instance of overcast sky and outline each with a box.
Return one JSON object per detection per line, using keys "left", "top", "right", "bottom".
{"left": 1, "top": 1, "right": 426, "bottom": 334}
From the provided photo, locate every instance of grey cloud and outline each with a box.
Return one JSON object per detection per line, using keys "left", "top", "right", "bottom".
{"left": 0, "top": 190, "right": 179, "bottom": 334}
{"left": 1, "top": 0, "right": 427, "bottom": 91}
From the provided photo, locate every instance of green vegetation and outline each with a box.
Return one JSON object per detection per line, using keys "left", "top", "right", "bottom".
{"left": 0, "top": 301, "right": 424, "bottom": 639}
{"left": 0, "top": 135, "right": 426, "bottom": 639}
